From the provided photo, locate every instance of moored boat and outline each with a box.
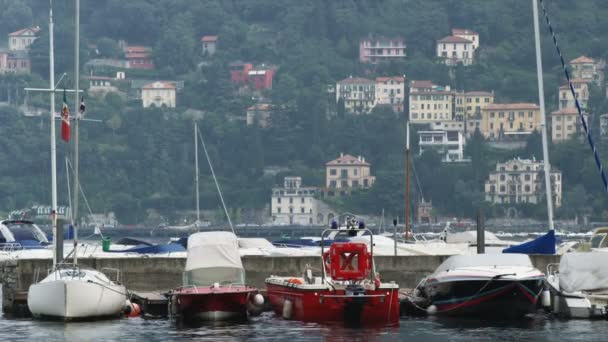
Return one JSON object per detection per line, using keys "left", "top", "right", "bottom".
{"left": 416, "top": 254, "right": 544, "bottom": 318}
{"left": 265, "top": 226, "right": 400, "bottom": 327}
{"left": 168, "top": 231, "right": 262, "bottom": 324}
{"left": 546, "top": 252, "right": 608, "bottom": 318}
{"left": 28, "top": 264, "right": 127, "bottom": 320}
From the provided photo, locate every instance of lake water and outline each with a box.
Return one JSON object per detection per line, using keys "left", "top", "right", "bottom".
{"left": 1, "top": 311, "right": 607, "bottom": 342}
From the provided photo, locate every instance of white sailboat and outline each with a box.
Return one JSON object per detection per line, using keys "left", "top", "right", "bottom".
{"left": 28, "top": 0, "right": 126, "bottom": 320}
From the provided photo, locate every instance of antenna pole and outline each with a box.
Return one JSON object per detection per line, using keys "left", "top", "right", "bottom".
{"left": 405, "top": 120, "right": 410, "bottom": 240}
{"left": 532, "top": 0, "right": 555, "bottom": 230}
{"left": 49, "top": 0, "right": 58, "bottom": 268}
{"left": 71, "top": 0, "right": 81, "bottom": 264}
{"left": 194, "top": 122, "right": 200, "bottom": 223}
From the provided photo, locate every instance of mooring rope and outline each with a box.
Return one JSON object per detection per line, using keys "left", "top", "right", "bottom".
{"left": 538, "top": 0, "right": 608, "bottom": 192}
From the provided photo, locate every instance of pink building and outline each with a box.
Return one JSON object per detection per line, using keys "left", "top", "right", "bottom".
{"left": 229, "top": 61, "right": 253, "bottom": 85}
{"left": 359, "top": 35, "right": 406, "bottom": 64}
{"left": 248, "top": 66, "right": 275, "bottom": 90}
{"left": 0, "top": 49, "right": 31, "bottom": 74}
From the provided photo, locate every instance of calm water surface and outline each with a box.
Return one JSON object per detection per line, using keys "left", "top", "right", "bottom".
{"left": 1, "top": 311, "right": 607, "bottom": 342}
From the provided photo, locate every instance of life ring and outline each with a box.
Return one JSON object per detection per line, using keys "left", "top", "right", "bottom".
{"left": 287, "top": 278, "right": 303, "bottom": 285}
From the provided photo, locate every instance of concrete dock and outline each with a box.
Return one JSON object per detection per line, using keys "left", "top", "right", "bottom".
{"left": 0, "top": 254, "right": 561, "bottom": 314}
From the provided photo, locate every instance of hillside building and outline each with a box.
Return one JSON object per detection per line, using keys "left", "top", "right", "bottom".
{"left": 484, "top": 158, "right": 562, "bottom": 207}
{"left": 336, "top": 77, "right": 376, "bottom": 114}
{"left": 551, "top": 107, "right": 589, "bottom": 143}
{"left": 141, "top": 81, "right": 176, "bottom": 108}
{"left": 480, "top": 103, "right": 541, "bottom": 141}
{"left": 359, "top": 35, "right": 406, "bottom": 64}
{"left": 325, "top": 153, "right": 376, "bottom": 192}
{"left": 408, "top": 80, "right": 454, "bottom": 124}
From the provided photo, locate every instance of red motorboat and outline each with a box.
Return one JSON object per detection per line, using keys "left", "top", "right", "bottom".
{"left": 265, "top": 225, "right": 400, "bottom": 327}
{"left": 169, "top": 232, "right": 264, "bottom": 323}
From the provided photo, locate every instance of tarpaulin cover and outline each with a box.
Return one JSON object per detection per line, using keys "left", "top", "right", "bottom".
{"left": 559, "top": 252, "right": 608, "bottom": 293}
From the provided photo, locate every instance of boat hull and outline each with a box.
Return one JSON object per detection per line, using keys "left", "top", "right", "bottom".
{"left": 265, "top": 282, "right": 400, "bottom": 327}
{"left": 169, "top": 286, "right": 255, "bottom": 323}
{"left": 425, "top": 279, "right": 543, "bottom": 318}
{"left": 28, "top": 279, "right": 126, "bottom": 320}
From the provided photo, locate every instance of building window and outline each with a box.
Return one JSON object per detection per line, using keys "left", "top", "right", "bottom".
{"left": 500, "top": 175, "right": 506, "bottom": 181}
{"left": 330, "top": 180, "right": 336, "bottom": 188}
{"left": 289, "top": 198, "right": 293, "bottom": 204}
{"left": 340, "top": 169, "right": 348, "bottom": 178}
{"left": 301, "top": 207, "right": 305, "bottom": 213}
{"left": 341, "top": 180, "right": 348, "bottom": 187}
{"left": 277, "top": 208, "right": 281, "bottom": 213}
{"left": 330, "top": 168, "right": 337, "bottom": 176}
{"left": 289, "top": 208, "right": 293, "bottom": 213}
{"left": 277, "top": 198, "right": 281, "bottom": 204}
{"left": 353, "top": 180, "right": 359, "bottom": 187}
{"left": 301, "top": 197, "right": 305, "bottom": 203}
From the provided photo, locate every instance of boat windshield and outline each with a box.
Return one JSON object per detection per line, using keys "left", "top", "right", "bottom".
{"left": 183, "top": 267, "right": 245, "bottom": 287}
{"left": 590, "top": 234, "right": 607, "bottom": 248}
{"left": 5, "top": 222, "right": 48, "bottom": 243}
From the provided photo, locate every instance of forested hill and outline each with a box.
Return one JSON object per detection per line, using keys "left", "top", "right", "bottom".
{"left": 1, "top": 0, "right": 608, "bottom": 224}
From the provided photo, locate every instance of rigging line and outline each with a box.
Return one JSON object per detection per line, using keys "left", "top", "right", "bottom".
{"left": 196, "top": 125, "right": 235, "bottom": 234}
{"left": 538, "top": 0, "right": 608, "bottom": 193}
{"left": 66, "top": 157, "right": 99, "bottom": 229}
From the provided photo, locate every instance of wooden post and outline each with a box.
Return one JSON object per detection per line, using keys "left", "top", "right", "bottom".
{"left": 476, "top": 209, "right": 485, "bottom": 254}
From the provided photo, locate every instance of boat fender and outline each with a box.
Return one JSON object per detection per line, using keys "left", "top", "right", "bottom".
{"left": 253, "top": 293, "right": 265, "bottom": 306}
{"left": 123, "top": 300, "right": 141, "bottom": 317}
{"left": 247, "top": 292, "right": 265, "bottom": 316}
{"left": 282, "top": 299, "right": 293, "bottom": 319}
{"left": 541, "top": 289, "right": 551, "bottom": 308}
{"left": 426, "top": 305, "right": 437, "bottom": 315}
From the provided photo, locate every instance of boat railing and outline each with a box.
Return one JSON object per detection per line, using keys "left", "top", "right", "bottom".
{"left": 101, "top": 267, "right": 121, "bottom": 283}
{"left": 0, "top": 242, "right": 23, "bottom": 252}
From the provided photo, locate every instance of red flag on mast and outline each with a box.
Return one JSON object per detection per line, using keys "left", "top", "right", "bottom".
{"left": 61, "top": 89, "right": 70, "bottom": 142}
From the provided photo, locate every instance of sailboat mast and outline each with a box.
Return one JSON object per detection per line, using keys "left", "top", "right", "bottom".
{"left": 195, "top": 122, "right": 200, "bottom": 223}
{"left": 532, "top": 0, "right": 555, "bottom": 231}
{"left": 405, "top": 120, "right": 410, "bottom": 240}
{"left": 71, "top": 0, "right": 81, "bottom": 264}
{"left": 49, "top": 0, "right": 58, "bottom": 268}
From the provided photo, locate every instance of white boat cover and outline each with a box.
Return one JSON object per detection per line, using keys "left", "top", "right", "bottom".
{"left": 434, "top": 254, "right": 533, "bottom": 274}
{"left": 238, "top": 238, "right": 275, "bottom": 249}
{"left": 445, "top": 231, "right": 501, "bottom": 244}
{"left": 185, "top": 232, "right": 243, "bottom": 272}
{"left": 559, "top": 252, "right": 608, "bottom": 293}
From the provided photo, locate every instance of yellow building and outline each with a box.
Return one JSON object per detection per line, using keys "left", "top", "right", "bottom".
{"left": 325, "top": 153, "right": 375, "bottom": 190}
{"left": 480, "top": 103, "right": 541, "bottom": 140}
{"left": 141, "top": 81, "right": 176, "bottom": 108}
{"left": 408, "top": 80, "right": 454, "bottom": 123}
{"left": 551, "top": 107, "right": 589, "bottom": 143}
{"left": 454, "top": 91, "right": 494, "bottom": 121}
{"left": 558, "top": 79, "right": 589, "bottom": 110}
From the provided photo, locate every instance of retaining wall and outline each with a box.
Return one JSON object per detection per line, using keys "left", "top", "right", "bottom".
{"left": 1, "top": 254, "right": 561, "bottom": 313}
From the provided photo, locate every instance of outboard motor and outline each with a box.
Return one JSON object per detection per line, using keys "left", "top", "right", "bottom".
{"left": 344, "top": 284, "right": 367, "bottom": 327}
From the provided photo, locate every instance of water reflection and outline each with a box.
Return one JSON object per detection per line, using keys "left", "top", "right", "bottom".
{"left": 1, "top": 310, "right": 608, "bottom": 341}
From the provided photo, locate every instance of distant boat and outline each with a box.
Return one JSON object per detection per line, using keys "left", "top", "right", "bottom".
{"left": 102, "top": 237, "right": 185, "bottom": 254}
{"left": 415, "top": 254, "right": 545, "bottom": 318}
{"left": 0, "top": 220, "right": 49, "bottom": 250}
{"left": 168, "top": 231, "right": 262, "bottom": 323}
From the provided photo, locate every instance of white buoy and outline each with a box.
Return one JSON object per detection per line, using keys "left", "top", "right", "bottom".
{"left": 253, "top": 293, "right": 264, "bottom": 306}
{"left": 282, "top": 299, "right": 293, "bottom": 319}
{"left": 542, "top": 289, "right": 551, "bottom": 308}
{"left": 426, "top": 305, "right": 438, "bottom": 315}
